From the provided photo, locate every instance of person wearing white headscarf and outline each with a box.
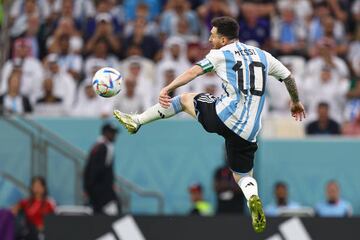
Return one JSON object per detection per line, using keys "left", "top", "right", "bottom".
{"left": 72, "top": 80, "right": 114, "bottom": 117}
{"left": 156, "top": 36, "right": 192, "bottom": 98}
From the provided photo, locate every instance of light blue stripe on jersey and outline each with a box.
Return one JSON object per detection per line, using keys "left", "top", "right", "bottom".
{"left": 248, "top": 48, "right": 268, "bottom": 141}
{"left": 218, "top": 51, "right": 239, "bottom": 122}
{"left": 233, "top": 43, "right": 253, "bottom": 135}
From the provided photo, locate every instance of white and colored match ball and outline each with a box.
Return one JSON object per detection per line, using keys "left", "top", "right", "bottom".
{"left": 92, "top": 67, "right": 122, "bottom": 98}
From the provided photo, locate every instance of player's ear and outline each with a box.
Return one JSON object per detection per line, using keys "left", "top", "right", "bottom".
{"left": 221, "top": 36, "right": 227, "bottom": 45}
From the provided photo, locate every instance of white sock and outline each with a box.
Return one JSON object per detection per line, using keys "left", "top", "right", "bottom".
{"left": 238, "top": 176, "right": 259, "bottom": 201}
{"left": 137, "top": 96, "right": 183, "bottom": 125}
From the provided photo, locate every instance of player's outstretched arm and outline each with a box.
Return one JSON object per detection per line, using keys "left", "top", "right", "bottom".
{"left": 159, "top": 65, "right": 204, "bottom": 108}
{"left": 283, "top": 75, "right": 306, "bottom": 121}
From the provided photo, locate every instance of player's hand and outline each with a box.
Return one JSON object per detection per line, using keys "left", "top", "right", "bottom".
{"left": 159, "top": 87, "right": 171, "bottom": 108}
{"left": 290, "top": 101, "right": 306, "bottom": 121}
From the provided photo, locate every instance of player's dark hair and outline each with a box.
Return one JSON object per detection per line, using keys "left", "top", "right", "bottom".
{"left": 211, "top": 16, "right": 239, "bottom": 40}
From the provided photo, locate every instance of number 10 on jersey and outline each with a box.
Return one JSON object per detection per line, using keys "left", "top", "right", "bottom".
{"left": 232, "top": 61, "right": 266, "bottom": 97}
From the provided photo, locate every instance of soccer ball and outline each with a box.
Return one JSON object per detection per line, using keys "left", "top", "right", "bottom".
{"left": 92, "top": 67, "right": 122, "bottom": 98}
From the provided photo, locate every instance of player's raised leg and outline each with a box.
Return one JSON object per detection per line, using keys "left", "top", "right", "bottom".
{"left": 233, "top": 171, "right": 266, "bottom": 233}
{"left": 113, "top": 93, "right": 198, "bottom": 134}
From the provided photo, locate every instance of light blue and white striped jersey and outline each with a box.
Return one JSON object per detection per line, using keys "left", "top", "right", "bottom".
{"left": 197, "top": 41, "right": 291, "bottom": 142}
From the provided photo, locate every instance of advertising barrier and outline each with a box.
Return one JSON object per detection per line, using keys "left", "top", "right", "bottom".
{"left": 45, "top": 215, "right": 360, "bottom": 240}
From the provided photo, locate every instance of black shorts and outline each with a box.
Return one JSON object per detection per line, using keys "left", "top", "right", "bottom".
{"left": 193, "top": 93, "right": 258, "bottom": 173}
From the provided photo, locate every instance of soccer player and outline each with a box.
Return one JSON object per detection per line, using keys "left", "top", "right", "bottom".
{"left": 113, "top": 16, "right": 305, "bottom": 233}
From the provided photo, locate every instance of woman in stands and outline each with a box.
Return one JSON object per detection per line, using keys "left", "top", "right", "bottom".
{"left": 12, "top": 176, "right": 55, "bottom": 240}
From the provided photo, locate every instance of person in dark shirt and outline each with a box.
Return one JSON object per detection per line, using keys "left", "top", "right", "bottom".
{"left": 306, "top": 102, "right": 340, "bottom": 135}
{"left": 36, "top": 78, "right": 62, "bottom": 104}
{"left": 84, "top": 123, "right": 121, "bottom": 215}
{"left": 238, "top": 4, "right": 270, "bottom": 49}
{"left": 214, "top": 161, "right": 244, "bottom": 214}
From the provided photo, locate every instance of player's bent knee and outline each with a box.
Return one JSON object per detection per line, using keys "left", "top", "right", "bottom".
{"left": 180, "top": 93, "right": 196, "bottom": 107}
{"left": 180, "top": 93, "right": 197, "bottom": 117}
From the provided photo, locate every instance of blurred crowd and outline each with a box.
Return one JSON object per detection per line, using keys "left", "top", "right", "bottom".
{"left": 0, "top": 0, "right": 359, "bottom": 136}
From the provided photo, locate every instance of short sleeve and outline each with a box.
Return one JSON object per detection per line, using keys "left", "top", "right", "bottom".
{"left": 196, "top": 49, "right": 222, "bottom": 73}
{"left": 264, "top": 51, "right": 291, "bottom": 81}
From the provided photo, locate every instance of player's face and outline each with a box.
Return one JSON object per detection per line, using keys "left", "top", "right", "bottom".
{"left": 209, "top": 27, "right": 225, "bottom": 49}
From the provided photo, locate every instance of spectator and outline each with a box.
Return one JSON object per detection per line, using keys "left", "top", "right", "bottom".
{"left": 0, "top": 71, "right": 32, "bottom": 115}
{"left": 10, "top": 0, "right": 50, "bottom": 26}
{"left": 173, "top": 15, "right": 200, "bottom": 43}
{"left": 12, "top": 176, "right": 55, "bottom": 240}
{"left": 84, "top": 123, "right": 121, "bottom": 215}
{"left": 53, "top": 0, "right": 95, "bottom": 21}
{"left": 1, "top": 38, "right": 44, "bottom": 102}
{"left": 124, "top": 17, "right": 161, "bottom": 60}
{"left": 198, "top": 0, "right": 236, "bottom": 35}
{"left": 154, "top": 62, "right": 177, "bottom": 99}
{"left": 121, "top": 44, "right": 156, "bottom": 86}
{"left": 85, "top": 12, "right": 121, "bottom": 54}
{"left": 55, "top": 34, "right": 83, "bottom": 81}
{"left": 124, "top": 0, "right": 161, "bottom": 22}
{"left": 306, "top": 102, "right": 341, "bottom": 135}
{"left": 188, "top": 183, "right": 214, "bottom": 216}
{"left": 240, "top": 1, "right": 275, "bottom": 18}
{"left": 85, "top": 0, "right": 122, "bottom": 39}
{"left": 160, "top": 0, "right": 200, "bottom": 39}
{"left": 187, "top": 42, "right": 204, "bottom": 64}
{"left": 72, "top": 82, "right": 114, "bottom": 117}
{"left": 271, "top": 5, "right": 306, "bottom": 56}
{"left": 51, "top": 0, "right": 83, "bottom": 30}
{"left": 34, "top": 78, "right": 66, "bottom": 116}
{"left": 156, "top": 36, "right": 191, "bottom": 95}
{"left": 238, "top": 3, "right": 271, "bottom": 49}
{"left": 276, "top": 0, "right": 313, "bottom": 24}
{"left": 326, "top": 0, "right": 349, "bottom": 23}
{"left": 10, "top": 0, "right": 50, "bottom": 37}
{"left": 308, "top": 2, "right": 345, "bottom": 51}
{"left": 113, "top": 78, "right": 145, "bottom": 114}
{"left": 123, "top": 60, "right": 153, "bottom": 108}
{"left": 213, "top": 159, "right": 244, "bottom": 214}
{"left": 265, "top": 182, "right": 302, "bottom": 217}
{"left": 303, "top": 63, "right": 349, "bottom": 123}
{"left": 43, "top": 53, "right": 76, "bottom": 110}
{"left": 315, "top": 180, "right": 352, "bottom": 217}
{"left": 108, "top": 0, "right": 126, "bottom": 30}
{"left": 47, "top": 16, "right": 84, "bottom": 54}
{"left": 84, "top": 38, "right": 120, "bottom": 79}
{"left": 12, "top": 14, "right": 42, "bottom": 58}
{"left": 309, "top": 16, "right": 348, "bottom": 57}
{"left": 124, "top": 3, "right": 159, "bottom": 38}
